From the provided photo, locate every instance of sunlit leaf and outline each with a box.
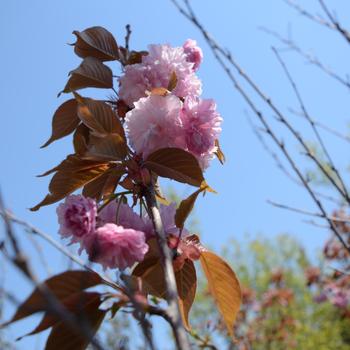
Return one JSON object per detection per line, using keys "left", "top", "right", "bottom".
{"left": 144, "top": 148, "right": 205, "bottom": 187}
{"left": 73, "top": 124, "right": 90, "bottom": 155}
{"left": 41, "top": 99, "right": 79, "bottom": 148}
{"left": 4, "top": 271, "right": 103, "bottom": 325}
{"left": 85, "top": 134, "right": 128, "bottom": 161}
{"left": 38, "top": 154, "right": 107, "bottom": 178}
{"left": 60, "top": 57, "right": 113, "bottom": 95}
{"left": 73, "top": 26, "right": 119, "bottom": 61}
{"left": 167, "top": 71, "right": 177, "bottom": 91}
{"left": 82, "top": 165, "right": 125, "bottom": 201}
{"left": 75, "top": 95, "right": 125, "bottom": 138}
{"left": 214, "top": 139, "right": 225, "bottom": 164}
{"left": 31, "top": 158, "right": 109, "bottom": 211}
{"left": 200, "top": 251, "right": 241, "bottom": 338}
{"left": 175, "top": 187, "right": 205, "bottom": 230}
{"left": 176, "top": 260, "right": 196, "bottom": 330}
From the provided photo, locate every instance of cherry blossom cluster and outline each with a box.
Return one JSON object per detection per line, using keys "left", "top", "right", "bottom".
{"left": 121, "top": 40, "right": 222, "bottom": 168}
{"left": 57, "top": 195, "right": 201, "bottom": 270}
{"left": 54, "top": 40, "right": 220, "bottom": 270}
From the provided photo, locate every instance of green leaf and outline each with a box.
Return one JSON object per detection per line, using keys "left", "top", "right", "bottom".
{"left": 60, "top": 57, "right": 113, "bottom": 95}
{"left": 73, "top": 26, "right": 119, "bottom": 61}
{"left": 144, "top": 148, "right": 205, "bottom": 187}
{"left": 200, "top": 251, "right": 241, "bottom": 338}
{"left": 41, "top": 99, "right": 79, "bottom": 148}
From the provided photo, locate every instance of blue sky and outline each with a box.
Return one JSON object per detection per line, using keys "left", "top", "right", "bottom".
{"left": 1, "top": 0, "right": 350, "bottom": 348}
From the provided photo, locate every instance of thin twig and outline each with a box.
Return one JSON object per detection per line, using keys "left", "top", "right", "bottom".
{"left": 170, "top": 0, "right": 350, "bottom": 253}
{"left": 267, "top": 199, "right": 350, "bottom": 223}
{"left": 0, "top": 209, "right": 121, "bottom": 292}
{"left": 271, "top": 46, "right": 350, "bottom": 200}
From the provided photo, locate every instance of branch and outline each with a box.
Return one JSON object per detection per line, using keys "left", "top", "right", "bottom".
{"left": 0, "top": 209, "right": 122, "bottom": 292}
{"left": 144, "top": 186, "right": 190, "bottom": 350}
{"left": 170, "top": 0, "right": 350, "bottom": 254}
{"left": 0, "top": 194, "right": 105, "bottom": 350}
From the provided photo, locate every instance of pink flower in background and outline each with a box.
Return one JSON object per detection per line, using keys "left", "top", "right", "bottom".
{"left": 84, "top": 223, "right": 149, "bottom": 270}
{"left": 160, "top": 202, "right": 189, "bottom": 237}
{"left": 57, "top": 195, "right": 96, "bottom": 243}
{"left": 119, "top": 43, "right": 202, "bottom": 106}
{"left": 181, "top": 96, "right": 222, "bottom": 168}
{"left": 99, "top": 201, "right": 148, "bottom": 233}
{"left": 125, "top": 94, "right": 186, "bottom": 157}
{"left": 183, "top": 39, "right": 203, "bottom": 71}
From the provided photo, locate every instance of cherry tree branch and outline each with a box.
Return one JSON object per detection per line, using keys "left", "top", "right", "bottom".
{"left": 144, "top": 186, "right": 190, "bottom": 350}
{"left": 170, "top": 0, "right": 350, "bottom": 254}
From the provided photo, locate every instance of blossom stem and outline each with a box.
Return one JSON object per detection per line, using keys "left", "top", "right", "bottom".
{"left": 144, "top": 186, "right": 190, "bottom": 350}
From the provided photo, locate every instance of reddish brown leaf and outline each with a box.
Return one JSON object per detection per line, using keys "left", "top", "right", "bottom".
{"left": 17, "top": 292, "right": 102, "bottom": 340}
{"left": 175, "top": 187, "right": 205, "bottom": 230}
{"left": 31, "top": 159, "right": 109, "bottom": 211}
{"left": 126, "top": 50, "right": 148, "bottom": 65}
{"left": 45, "top": 299, "right": 106, "bottom": 350}
{"left": 176, "top": 260, "right": 197, "bottom": 331}
{"left": 61, "top": 57, "right": 113, "bottom": 95}
{"left": 73, "top": 124, "right": 90, "bottom": 155}
{"left": 144, "top": 148, "right": 205, "bottom": 187}
{"left": 82, "top": 165, "right": 125, "bottom": 201}
{"left": 133, "top": 260, "right": 167, "bottom": 298}
{"left": 38, "top": 154, "right": 107, "bottom": 178}
{"left": 200, "top": 251, "right": 242, "bottom": 338}
{"left": 5, "top": 271, "right": 103, "bottom": 325}
{"left": 214, "top": 139, "right": 225, "bottom": 164}
{"left": 73, "top": 26, "right": 119, "bottom": 61}
{"left": 41, "top": 99, "right": 79, "bottom": 148}
{"left": 85, "top": 134, "right": 128, "bottom": 161}
{"left": 75, "top": 95, "right": 125, "bottom": 138}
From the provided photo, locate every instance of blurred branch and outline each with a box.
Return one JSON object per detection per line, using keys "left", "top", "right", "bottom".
{"left": 271, "top": 46, "right": 349, "bottom": 200}
{"left": 0, "top": 209, "right": 121, "bottom": 292}
{"left": 260, "top": 27, "right": 350, "bottom": 92}
{"left": 267, "top": 199, "right": 350, "bottom": 223}
{"left": 170, "top": 0, "right": 350, "bottom": 253}
{"left": 318, "top": 0, "right": 350, "bottom": 44}
{"left": 0, "top": 193, "right": 105, "bottom": 350}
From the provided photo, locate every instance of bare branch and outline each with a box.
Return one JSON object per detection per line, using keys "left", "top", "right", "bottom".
{"left": 170, "top": 0, "right": 350, "bottom": 253}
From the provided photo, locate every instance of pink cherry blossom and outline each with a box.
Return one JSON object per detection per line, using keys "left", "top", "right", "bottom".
{"left": 100, "top": 201, "right": 154, "bottom": 240}
{"left": 183, "top": 39, "right": 203, "bottom": 71}
{"left": 84, "top": 223, "right": 149, "bottom": 270}
{"left": 181, "top": 96, "right": 222, "bottom": 168}
{"left": 57, "top": 195, "right": 96, "bottom": 243}
{"left": 119, "top": 43, "right": 202, "bottom": 106}
{"left": 125, "top": 94, "right": 186, "bottom": 158}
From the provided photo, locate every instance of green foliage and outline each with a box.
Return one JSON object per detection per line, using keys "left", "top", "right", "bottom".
{"left": 189, "top": 234, "right": 350, "bottom": 349}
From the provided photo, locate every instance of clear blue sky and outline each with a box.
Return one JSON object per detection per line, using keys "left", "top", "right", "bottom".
{"left": 1, "top": 0, "right": 350, "bottom": 348}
